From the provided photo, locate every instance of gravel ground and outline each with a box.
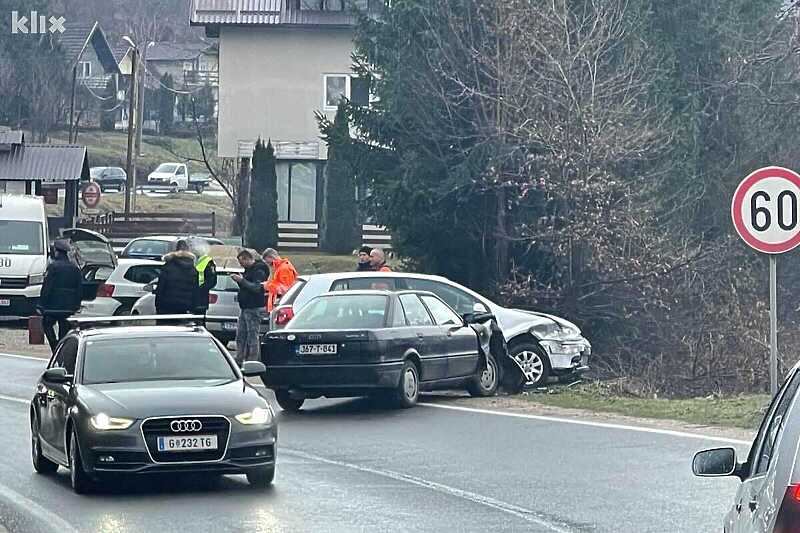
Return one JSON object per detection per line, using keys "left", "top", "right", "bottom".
{"left": 0, "top": 324, "right": 50, "bottom": 358}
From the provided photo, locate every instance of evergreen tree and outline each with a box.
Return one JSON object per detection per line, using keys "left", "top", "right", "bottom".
{"left": 319, "top": 104, "right": 360, "bottom": 254}
{"left": 158, "top": 73, "right": 175, "bottom": 134}
{"left": 245, "top": 139, "right": 279, "bottom": 252}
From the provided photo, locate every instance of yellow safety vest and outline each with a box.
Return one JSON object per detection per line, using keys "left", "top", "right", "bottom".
{"left": 196, "top": 255, "right": 213, "bottom": 286}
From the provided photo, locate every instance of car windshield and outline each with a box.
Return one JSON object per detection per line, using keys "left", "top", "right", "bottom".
{"left": 82, "top": 337, "right": 235, "bottom": 384}
{"left": 107, "top": 168, "right": 125, "bottom": 177}
{"left": 125, "top": 240, "right": 171, "bottom": 257}
{"left": 0, "top": 221, "right": 43, "bottom": 255}
{"left": 90, "top": 167, "right": 104, "bottom": 178}
{"left": 155, "top": 164, "right": 179, "bottom": 173}
{"left": 288, "top": 294, "right": 389, "bottom": 330}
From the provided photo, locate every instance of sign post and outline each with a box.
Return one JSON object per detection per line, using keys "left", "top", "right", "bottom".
{"left": 82, "top": 182, "right": 101, "bottom": 209}
{"left": 731, "top": 166, "right": 800, "bottom": 395}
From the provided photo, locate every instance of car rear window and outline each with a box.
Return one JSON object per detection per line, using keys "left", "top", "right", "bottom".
{"left": 278, "top": 279, "right": 307, "bottom": 306}
{"left": 82, "top": 337, "right": 235, "bottom": 384}
{"left": 288, "top": 294, "right": 388, "bottom": 330}
{"left": 123, "top": 265, "right": 162, "bottom": 284}
{"left": 331, "top": 278, "right": 397, "bottom": 291}
{"left": 125, "top": 240, "right": 171, "bottom": 257}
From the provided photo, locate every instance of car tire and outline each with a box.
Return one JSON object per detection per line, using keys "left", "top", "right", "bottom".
{"left": 392, "top": 360, "right": 420, "bottom": 409}
{"left": 31, "top": 414, "right": 58, "bottom": 474}
{"left": 509, "top": 341, "right": 551, "bottom": 388}
{"left": 274, "top": 390, "right": 304, "bottom": 413}
{"left": 170, "top": 182, "right": 179, "bottom": 193}
{"left": 466, "top": 352, "right": 500, "bottom": 397}
{"left": 113, "top": 306, "right": 131, "bottom": 317}
{"left": 246, "top": 466, "right": 275, "bottom": 488}
{"left": 69, "top": 430, "right": 94, "bottom": 494}
{"left": 194, "top": 184, "right": 205, "bottom": 194}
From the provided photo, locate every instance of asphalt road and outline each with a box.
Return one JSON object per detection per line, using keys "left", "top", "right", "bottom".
{"left": 0, "top": 353, "right": 749, "bottom": 533}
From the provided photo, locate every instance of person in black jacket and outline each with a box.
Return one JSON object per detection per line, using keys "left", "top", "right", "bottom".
{"left": 356, "top": 246, "right": 372, "bottom": 271}
{"left": 231, "top": 249, "right": 268, "bottom": 365}
{"left": 154, "top": 240, "right": 197, "bottom": 315}
{"left": 38, "top": 240, "right": 83, "bottom": 352}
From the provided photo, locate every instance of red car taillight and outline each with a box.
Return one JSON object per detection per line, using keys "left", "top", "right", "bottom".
{"left": 96, "top": 283, "right": 115, "bottom": 297}
{"left": 274, "top": 306, "right": 294, "bottom": 326}
{"left": 774, "top": 484, "right": 800, "bottom": 532}
{"left": 208, "top": 293, "right": 218, "bottom": 305}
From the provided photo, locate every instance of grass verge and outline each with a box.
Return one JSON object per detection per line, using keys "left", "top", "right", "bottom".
{"left": 524, "top": 381, "right": 770, "bottom": 430}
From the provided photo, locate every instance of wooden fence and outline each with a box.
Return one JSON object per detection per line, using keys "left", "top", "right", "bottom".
{"left": 78, "top": 211, "right": 216, "bottom": 249}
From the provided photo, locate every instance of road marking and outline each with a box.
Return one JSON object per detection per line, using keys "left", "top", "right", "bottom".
{"left": 0, "top": 394, "right": 28, "bottom": 406}
{"left": 0, "top": 481, "right": 81, "bottom": 533}
{"left": 0, "top": 353, "right": 47, "bottom": 363}
{"left": 284, "top": 448, "right": 579, "bottom": 533}
{"left": 420, "top": 402, "right": 752, "bottom": 446}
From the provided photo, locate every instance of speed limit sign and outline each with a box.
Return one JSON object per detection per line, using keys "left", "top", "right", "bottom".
{"left": 731, "top": 166, "right": 800, "bottom": 254}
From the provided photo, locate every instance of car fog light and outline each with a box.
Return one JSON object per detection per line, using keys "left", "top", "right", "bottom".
{"left": 98, "top": 455, "right": 115, "bottom": 463}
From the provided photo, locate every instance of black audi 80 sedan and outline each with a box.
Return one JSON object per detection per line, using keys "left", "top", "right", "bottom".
{"left": 30, "top": 318, "right": 277, "bottom": 493}
{"left": 262, "top": 290, "right": 500, "bottom": 411}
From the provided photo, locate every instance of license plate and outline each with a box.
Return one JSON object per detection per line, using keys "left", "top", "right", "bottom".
{"left": 223, "top": 322, "right": 237, "bottom": 331}
{"left": 298, "top": 344, "right": 337, "bottom": 355}
{"left": 0, "top": 299, "right": 9, "bottom": 307}
{"left": 157, "top": 435, "right": 218, "bottom": 452}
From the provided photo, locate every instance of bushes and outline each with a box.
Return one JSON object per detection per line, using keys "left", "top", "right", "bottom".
{"left": 245, "top": 139, "right": 279, "bottom": 252}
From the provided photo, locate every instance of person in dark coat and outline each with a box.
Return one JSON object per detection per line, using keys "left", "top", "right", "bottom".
{"left": 154, "top": 240, "right": 197, "bottom": 315}
{"left": 356, "top": 246, "right": 372, "bottom": 271}
{"left": 231, "top": 250, "right": 268, "bottom": 365}
{"left": 38, "top": 240, "right": 83, "bottom": 352}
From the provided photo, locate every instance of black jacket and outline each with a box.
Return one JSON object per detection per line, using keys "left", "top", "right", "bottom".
{"left": 356, "top": 261, "right": 372, "bottom": 271}
{"left": 39, "top": 256, "right": 83, "bottom": 315}
{"left": 155, "top": 251, "right": 198, "bottom": 314}
{"left": 193, "top": 256, "right": 218, "bottom": 312}
{"left": 236, "top": 260, "right": 268, "bottom": 310}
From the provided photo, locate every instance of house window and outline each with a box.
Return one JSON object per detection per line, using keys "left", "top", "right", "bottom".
{"left": 79, "top": 61, "right": 91, "bottom": 78}
{"left": 183, "top": 61, "right": 194, "bottom": 71}
{"left": 299, "top": 0, "right": 346, "bottom": 9}
{"left": 277, "top": 162, "right": 318, "bottom": 222}
{"left": 324, "top": 75, "right": 348, "bottom": 110}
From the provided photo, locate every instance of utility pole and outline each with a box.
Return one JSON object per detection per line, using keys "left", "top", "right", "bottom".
{"left": 68, "top": 65, "right": 77, "bottom": 143}
{"left": 135, "top": 41, "right": 153, "bottom": 156}
{"left": 124, "top": 47, "right": 138, "bottom": 215}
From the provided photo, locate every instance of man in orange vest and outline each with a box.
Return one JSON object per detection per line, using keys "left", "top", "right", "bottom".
{"left": 369, "top": 248, "right": 392, "bottom": 272}
{"left": 262, "top": 248, "right": 298, "bottom": 312}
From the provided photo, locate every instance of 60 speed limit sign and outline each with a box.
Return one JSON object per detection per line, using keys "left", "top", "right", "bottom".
{"left": 731, "top": 166, "right": 800, "bottom": 254}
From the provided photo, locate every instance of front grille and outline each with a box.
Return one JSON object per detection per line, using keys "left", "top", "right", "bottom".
{"left": 141, "top": 416, "right": 230, "bottom": 463}
{"left": 0, "top": 277, "right": 27, "bottom": 289}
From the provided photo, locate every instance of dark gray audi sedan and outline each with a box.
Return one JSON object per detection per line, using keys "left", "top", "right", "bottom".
{"left": 29, "top": 318, "right": 277, "bottom": 494}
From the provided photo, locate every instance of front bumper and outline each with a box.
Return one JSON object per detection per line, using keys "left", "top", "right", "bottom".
{"left": 77, "top": 298, "right": 121, "bottom": 317}
{"left": 0, "top": 286, "right": 41, "bottom": 317}
{"left": 78, "top": 419, "right": 277, "bottom": 476}
{"left": 545, "top": 339, "right": 592, "bottom": 374}
{"left": 263, "top": 361, "right": 404, "bottom": 395}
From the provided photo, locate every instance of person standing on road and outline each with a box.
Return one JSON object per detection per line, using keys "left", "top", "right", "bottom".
{"left": 154, "top": 240, "right": 197, "bottom": 314}
{"left": 356, "top": 246, "right": 372, "bottom": 271}
{"left": 369, "top": 248, "right": 392, "bottom": 272}
{"left": 38, "top": 240, "right": 83, "bottom": 352}
{"left": 262, "top": 248, "right": 298, "bottom": 312}
{"left": 231, "top": 250, "right": 268, "bottom": 365}
{"left": 190, "top": 239, "right": 217, "bottom": 315}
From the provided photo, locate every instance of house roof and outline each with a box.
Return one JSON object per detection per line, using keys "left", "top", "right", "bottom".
{"left": 57, "top": 21, "right": 121, "bottom": 75}
{"left": 147, "top": 41, "right": 216, "bottom": 62}
{"left": 190, "top": 0, "right": 381, "bottom": 30}
{"left": 112, "top": 44, "right": 133, "bottom": 64}
{"left": 0, "top": 144, "right": 90, "bottom": 182}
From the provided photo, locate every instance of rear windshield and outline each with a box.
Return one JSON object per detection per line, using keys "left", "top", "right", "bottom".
{"left": 73, "top": 241, "right": 114, "bottom": 266}
{"left": 0, "top": 221, "right": 43, "bottom": 255}
{"left": 288, "top": 294, "right": 388, "bottom": 330}
{"left": 82, "top": 337, "right": 235, "bottom": 384}
{"left": 125, "top": 239, "right": 171, "bottom": 257}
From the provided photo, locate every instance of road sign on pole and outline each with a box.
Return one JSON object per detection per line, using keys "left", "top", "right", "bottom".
{"left": 731, "top": 166, "right": 800, "bottom": 395}
{"left": 82, "top": 182, "right": 102, "bottom": 209}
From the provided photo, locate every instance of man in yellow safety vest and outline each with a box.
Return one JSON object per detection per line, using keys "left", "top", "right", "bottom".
{"left": 191, "top": 240, "right": 217, "bottom": 315}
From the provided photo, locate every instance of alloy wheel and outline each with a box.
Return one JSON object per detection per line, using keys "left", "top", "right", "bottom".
{"left": 515, "top": 350, "right": 544, "bottom": 385}
{"left": 404, "top": 368, "right": 418, "bottom": 401}
{"left": 480, "top": 357, "right": 497, "bottom": 390}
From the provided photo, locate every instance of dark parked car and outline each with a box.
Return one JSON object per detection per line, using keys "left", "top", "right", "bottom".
{"left": 262, "top": 290, "right": 500, "bottom": 411}
{"left": 119, "top": 235, "right": 224, "bottom": 261}
{"left": 89, "top": 167, "right": 127, "bottom": 192}
{"left": 30, "top": 317, "right": 276, "bottom": 493}
{"left": 693, "top": 362, "right": 800, "bottom": 532}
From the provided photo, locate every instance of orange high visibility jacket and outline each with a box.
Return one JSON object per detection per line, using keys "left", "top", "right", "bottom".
{"left": 263, "top": 257, "right": 298, "bottom": 311}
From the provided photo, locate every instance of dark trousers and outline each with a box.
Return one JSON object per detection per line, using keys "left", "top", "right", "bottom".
{"left": 42, "top": 314, "right": 70, "bottom": 352}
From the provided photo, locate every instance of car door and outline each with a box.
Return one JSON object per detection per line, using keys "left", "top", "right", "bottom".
{"left": 37, "top": 347, "right": 65, "bottom": 452}
{"left": 176, "top": 165, "right": 188, "bottom": 189}
{"left": 731, "top": 370, "right": 800, "bottom": 533}
{"left": 398, "top": 293, "right": 447, "bottom": 381}
{"left": 49, "top": 336, "right": 79, "bottom": 459}
{"left": 419, "top": 294, "right": 479, "bottom": 379}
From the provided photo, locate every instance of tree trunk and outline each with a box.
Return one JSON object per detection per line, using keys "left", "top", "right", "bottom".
{"left": 495, "top": 187, "right": 509, "bottom": 284}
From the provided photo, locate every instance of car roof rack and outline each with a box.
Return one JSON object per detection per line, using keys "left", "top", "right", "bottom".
{"left": 67, "top": 315, "right": 206, "bottom": 330}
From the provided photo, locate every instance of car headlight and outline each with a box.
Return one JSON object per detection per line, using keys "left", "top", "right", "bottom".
{"left": 235, "top": 407, "right": 273, "bottom": 426}
{"left": 90, "top": 413, "right": 134, "bottom": 431}
{"left": 540, "top": 340, "right": 583, "bottom": 356}
{"left": 28, "top": 273, "right": 44, "bottom": 285}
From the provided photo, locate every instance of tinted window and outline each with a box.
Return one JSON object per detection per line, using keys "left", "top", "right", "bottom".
{"left": 0, "top": 221, "right": 43, "bottom": 255}
{"left": 123, "top": 265, "right": 162, "bottom": 284}
{"left": 421, "top": 295, "right": 462, "bottom": 326}
{"left": 391, "top": 298, "right": 406, "bottom": 327}
{"left": 289, "top": 294, "right": 388, "bottom": 330}
{"left": 51, "top": 337, "right": 79, "bottom": 375}
{"left": 399, "top": 294, "right": 434, "bottom": 326}
{"left": 403, "top": 278, "right": 481, "bottom": 315}
{"left": 125, "top": 240, "right": 171, "bottom": 257}
{"left": 331, "top": 278, "right": 397, "bottom": 291}
{"left": 82, "top": 337, "right": 235, "bottom": 384}
{"left": 755, "top": 371, "right": 800, "bottom": 475}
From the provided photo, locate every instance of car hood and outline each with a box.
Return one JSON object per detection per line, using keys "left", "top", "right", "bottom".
{"left": 0, "top": 254, "right": 47, "bottom": 276}
{"left": 510, "top": 309, "right": 582, "bottom": 335}
{"left": 78, "top": 379, "right": 267, "bottom": 418}
{"left": 491, "top": 306, "right": 583, "bottom": 342}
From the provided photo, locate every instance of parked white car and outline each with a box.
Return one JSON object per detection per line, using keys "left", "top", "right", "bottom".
{"left": 147, "top": 163, "right": 189, "bottom": 191}
{"left": 78, "top": 259, "right": 163, "bottom": 317}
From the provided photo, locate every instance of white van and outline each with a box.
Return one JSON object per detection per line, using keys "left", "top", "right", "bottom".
{"left": 0, "top": 195, "right": 49, "bottom": 317}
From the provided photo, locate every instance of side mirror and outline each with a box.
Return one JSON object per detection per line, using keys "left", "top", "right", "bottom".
{"left": 144, "top": 281, "right": 157, "bottom": 293}
{"left": 241, "top": 361, "right": 266, "bottom": 377}
{"left": 463, "top": 312, "right": 496, "bottom": 325}
{"left": 473, "top": 302, "right": 489, "bottom": 314}
{"left": 42, "top": 367, "right": 71, "bottom": 384}
{"left": 692, "top": 447, "right": 737, "bottom": 477}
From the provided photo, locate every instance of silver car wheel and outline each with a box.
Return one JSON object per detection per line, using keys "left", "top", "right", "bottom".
{"left": 404, "top": 368, "right": 418, "bottom": 401}
{"left": 480, "top": 356, "right": 497, "bottom": 390}
{"left": 515, "top": 350, "right": 544, "bottom": 385}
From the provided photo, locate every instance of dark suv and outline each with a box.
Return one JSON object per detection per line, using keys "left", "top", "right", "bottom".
{"left": 90, "top": 167, "right": 127, "bottom": 192}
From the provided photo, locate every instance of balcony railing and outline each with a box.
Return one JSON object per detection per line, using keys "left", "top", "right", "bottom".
{"left": 184, "top": 70, "right": 219, "bottom": 86}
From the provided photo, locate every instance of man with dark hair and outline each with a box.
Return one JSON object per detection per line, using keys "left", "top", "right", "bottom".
{"left": 231, "top": 249, "right": 268, "bottom": 364}
{"left": 38, "top": 240, "right": 83, "bottom": 352}
{"left": 356, "top": 246, "right": 372, "bottom": 271}
{"left": 155, "top": 239, "right": 197, "bottom": 314}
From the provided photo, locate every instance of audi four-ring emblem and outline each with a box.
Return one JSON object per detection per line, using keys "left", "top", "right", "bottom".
{"left": 170, "top": 419, "right": 203, "bottom": 432}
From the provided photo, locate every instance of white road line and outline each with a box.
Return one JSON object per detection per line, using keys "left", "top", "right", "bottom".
{"left": 0, "top": 394, "right": 28, "bottom": 406}
{"left": 283, "top": 448, "right": 577, "bottom": 533}
{"left": 420, "top": 402, "right": 752, "bottom": 446}
{"left": 0, "top": 482, "right": 81, "bottom": 533}
{"left": 0, "top": 353, "right": 47, "bottom": 363}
